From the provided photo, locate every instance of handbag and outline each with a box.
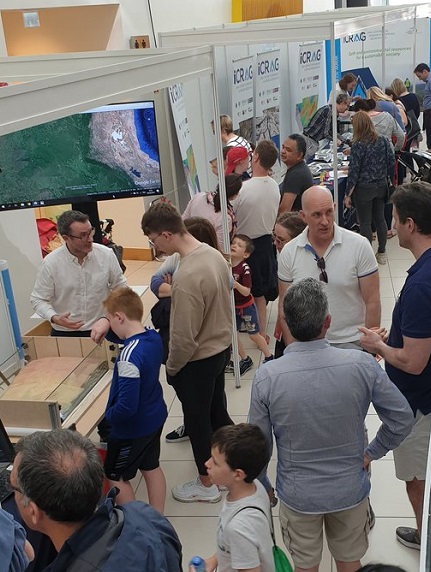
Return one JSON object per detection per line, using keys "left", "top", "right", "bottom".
{"left": 386, "top": 175, "right": 396, "bottom": 203}
{"left": 232, "top": 505, "right": 294, "bottom": 572}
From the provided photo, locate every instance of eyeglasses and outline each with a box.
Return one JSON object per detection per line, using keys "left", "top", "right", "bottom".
{"left": 67, "top": 227, "right": 95, "bottom": 241}
{"left": 316, "top": 256, "right": 328, "bottom": 283}
{"left": 148, "top": 232, "right": 163, "bottom": 248}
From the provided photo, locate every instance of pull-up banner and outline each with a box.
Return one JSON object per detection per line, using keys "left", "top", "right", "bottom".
{"left": 231, "top": 55, "right": 254, "bottom": 130}
{"left": 168, "top": 83, "right": 200, "bottom": 197}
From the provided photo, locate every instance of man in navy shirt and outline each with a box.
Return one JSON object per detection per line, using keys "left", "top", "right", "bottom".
{"left": 360, "top": 181, "right": 431, "bottom": 551}
{"left": 414, "top": 63, "right": 431, "bottom": 150}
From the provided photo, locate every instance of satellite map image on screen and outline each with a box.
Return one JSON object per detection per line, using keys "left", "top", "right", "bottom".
{"left": 0, "top": 105, "right": 161, "bottom": 207}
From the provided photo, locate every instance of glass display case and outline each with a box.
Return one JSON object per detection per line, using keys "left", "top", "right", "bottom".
{"left": 0, "top": 333, "right": 118, "bottom": 436}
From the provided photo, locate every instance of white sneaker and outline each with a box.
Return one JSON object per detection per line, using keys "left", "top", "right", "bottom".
{"left": 376, "top": 252, "right": 387, "bottom": 265}
{"left": 172, "top": 476, "right": 222, "bottom": 503}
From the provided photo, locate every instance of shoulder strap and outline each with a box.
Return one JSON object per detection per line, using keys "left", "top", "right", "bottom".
{"left": 229, "top": 505, "right": 276, "bottom": 547}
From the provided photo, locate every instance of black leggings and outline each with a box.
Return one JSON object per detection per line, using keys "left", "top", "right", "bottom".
{"left": 169, "top": 348, "right": 233, "bottom": 475}
{"left": 354, "top": 183, "right": 388, "bottom": 253}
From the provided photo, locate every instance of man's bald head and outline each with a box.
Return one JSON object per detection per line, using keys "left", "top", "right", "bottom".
{"left": 301, "top": 186, "right": 334, "bottom": 212}
{"left": 300, "top": 186, "right": 335, "bottom": 243}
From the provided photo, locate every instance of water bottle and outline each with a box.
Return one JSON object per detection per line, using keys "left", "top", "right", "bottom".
{"left": 189, "top": 555, "right": 206, "bottom": 572}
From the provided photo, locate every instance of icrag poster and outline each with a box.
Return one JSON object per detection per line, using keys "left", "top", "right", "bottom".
{"left": 255, "top": 50, "right": 282, "bottom": 182}
{"left": 340, "top": 19, "right": 430, "bottom": 89}
{"left": 231, "top": 55, "right": 254, "bottom": 131}
{"left": 295, "top": 42, "right": 325, "bottom": 131}
{"left": 168, "top": 83, "right": 200, "bottom": 198}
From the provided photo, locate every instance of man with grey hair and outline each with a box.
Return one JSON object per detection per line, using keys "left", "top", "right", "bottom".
{"left": 31, "top": 209, "right": 126, "bottom": 343}
{"left": 249, "top": 278, "right": 413, "bottom": 572}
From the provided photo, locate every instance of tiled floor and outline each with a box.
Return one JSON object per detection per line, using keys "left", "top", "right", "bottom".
{"left": 124, "top": 237, "right": 420, "bottom": 572}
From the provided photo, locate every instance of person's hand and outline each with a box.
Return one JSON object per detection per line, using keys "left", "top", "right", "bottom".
{"left": 91, "top": 317, "right": 111, "bottom": 344}
{"left": 52, "top": 313, "right": 84, "bottom": 330}
{"left": 363, "top": 454, "right": 372, "bottom": 470}
{"left": 344, "top": 195, "right": 352, "bottom": 208}
{"left": 162, "top": 273, "right": 173, "bottom": 285}
{"left": 370, "top": 326, "right": 389, "bottom": 343}
{"left": 233, "top": 280, "right": 239, "bottom": 290}
{"left": 343, "top": 148, "right": 351, "bottom": 156}
{"left": 358, "top": 326, "right": 385, "bottom": 354}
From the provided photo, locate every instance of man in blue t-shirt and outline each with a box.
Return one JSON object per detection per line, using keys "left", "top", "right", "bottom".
{"left": 360, "top": 181, "right": 431, "bottom": 552}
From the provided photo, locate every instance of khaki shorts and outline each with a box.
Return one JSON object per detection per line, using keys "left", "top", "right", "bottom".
{"left": 279, "top": 498, "right": 370, "bottom": 569}
{"left": 394, "top": 410, "right": 431, "bottom": 481}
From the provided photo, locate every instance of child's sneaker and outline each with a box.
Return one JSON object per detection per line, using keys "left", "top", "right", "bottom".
{"left": 263, "top": 355, "right": 274, "bottom": 364}
{"left": 172, "top": 477, "right": 222, "bottom": 503}
{"left": 239, "top": 356, "right": 253, "bottom": 376}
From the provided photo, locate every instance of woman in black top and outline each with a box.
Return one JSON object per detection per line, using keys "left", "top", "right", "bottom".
{"left": 344, "top": 111, "right": 395, "bottom": 264}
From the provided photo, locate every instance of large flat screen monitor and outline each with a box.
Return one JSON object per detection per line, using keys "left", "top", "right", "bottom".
{"left": 0, "top": 101, "right": 163, "bottom": 211}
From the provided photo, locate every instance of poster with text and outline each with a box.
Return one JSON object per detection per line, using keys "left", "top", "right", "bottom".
{"left": 231, "top": 55, "right": 254, "bottom": 133}
{"left": 255, "top": 50, "right": 282, "bottom": 182}
{"left": 340, "top": 19, "right": 429, "bottom": 90}
{"left": 168, "top": 83, "right": 201, "bottom": 197}
{"left": 295, "top": 42, "right": 325, "bottom": 131}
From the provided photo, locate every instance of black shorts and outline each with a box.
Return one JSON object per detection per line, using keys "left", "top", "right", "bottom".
{"left": 104, "top": 426, "right": 163, "bottom": 481}
{"left": 248, "top": 234, "right": 278, "bottom": 299}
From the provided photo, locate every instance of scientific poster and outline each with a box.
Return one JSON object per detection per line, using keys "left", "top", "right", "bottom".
{"left": 255, "top": 49, "right": 281, "bottom": 182}
{"left": 168, "top": 83, "right": 201, "bottom": 197}
{"left": 295, "top": 42, "right": 325, "bottom": 131}
{"left": 231, "top": 55, "right": 254, "bottom": 131}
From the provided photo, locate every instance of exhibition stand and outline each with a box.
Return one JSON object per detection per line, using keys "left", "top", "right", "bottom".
{"left": 159, "top": 3, "right": 431, "bottom": 207}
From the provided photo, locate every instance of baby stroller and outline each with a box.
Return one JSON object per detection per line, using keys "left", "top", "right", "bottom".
{"left": 100, "top": 218, "right": 126, "bottom": 273}
{"left": 397, "top": 150, "right": 431, "bottom": 184}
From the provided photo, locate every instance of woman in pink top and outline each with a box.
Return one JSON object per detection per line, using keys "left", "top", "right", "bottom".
{"left": 182, "top": 174, "right": 242, "bottom": 252}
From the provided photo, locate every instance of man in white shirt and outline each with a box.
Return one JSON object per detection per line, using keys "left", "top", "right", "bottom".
{"left": 277, "top": 186, "right": 381, "bottom": 348}
{"left": 234, "top": 140, "right": 280, "bottom": 342}
{"left": 31, "top": 210, "right": 126, "bottom": 343}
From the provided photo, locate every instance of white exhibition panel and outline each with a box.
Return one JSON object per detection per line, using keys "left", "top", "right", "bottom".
{"left": 0, "top": 46, "right": 215, "bottom": 135}
{"left": 159, "top": 3, "right": 431, "bottom": 200}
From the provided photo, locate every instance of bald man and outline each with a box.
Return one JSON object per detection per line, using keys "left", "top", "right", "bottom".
{"left": 277, "top": 186, "right": 381, "bottom": 349}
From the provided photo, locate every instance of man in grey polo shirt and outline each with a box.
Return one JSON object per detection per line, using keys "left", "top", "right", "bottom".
{"left": 277, "top": 185, "right": 381, "bottom": 348}
{"left": 249, "top": 278, "right": 413, "bottom": 572}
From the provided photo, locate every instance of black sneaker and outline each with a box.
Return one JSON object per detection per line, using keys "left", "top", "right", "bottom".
{"left": 263, "top": 355, "right": 274, "bottom": 364}
{"left": 239, "top": 356, "right": 253, "bottom": 376}
{"left": 396, "top": 526, "right": 421, "bottom": 550}
{"left": 165, "top": 425, "right": 189, "bottom": 443}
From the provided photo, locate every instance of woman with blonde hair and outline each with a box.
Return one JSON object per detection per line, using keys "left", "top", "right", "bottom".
{"left": 367, "top": 85, "right": 405, "bottom": 130}
{"left": 390, "top": 77, "right": 420, "bottom": 119}
{"left": 344, "top": 111, "right": 395, "bottom": 264}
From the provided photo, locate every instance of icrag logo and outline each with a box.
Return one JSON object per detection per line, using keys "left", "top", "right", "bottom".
{"left": 343, "top": 32, "right": 366, "bottom": 43}
{"left": 169, "top": 84, "right": 183, "bottom": 103}
{"left": 299, "top": 49, "right": 321, "bottom": 64}
{"left": 257, "top": 58, "right": 280, "bottom": 75}
{"left": 233, "top": 65, "right": 253, "bottom": 84}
